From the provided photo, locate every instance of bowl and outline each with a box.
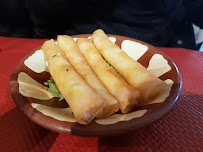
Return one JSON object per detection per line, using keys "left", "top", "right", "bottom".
{"left": 10, "top": 34, "right": 182, "bottom": 137}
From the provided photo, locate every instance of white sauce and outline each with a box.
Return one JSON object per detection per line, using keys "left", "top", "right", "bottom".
{"left": 31, "top": 103, "right": 77, "bottom": 122}
{"left": 147, "top": 54, "right": 171, "bottom": 77}
{"left": 73, "top": 38, "right": 77, "bottom": 41}
{"left": 88, "top": 36, "right": 116, "bottom": 43}
{"left": 95, "top": 109, "right": 147, "bottom": 125}
{"left": 24, "top": 50, "right": 46, "bottom": 73}
{"left": 148, "top": 79, "right": 174, "bottom": 104}
{"left": 121, "top": 40, "right": 148, "bottom": 61}
{"left": 45, "top": 61, "right": 49, "bottom": 67}
{"left": 108, "top": 37, "right": 116, "bottom": 43}
{"left": 44, "top": 82, "right": 48, "bottom": 85}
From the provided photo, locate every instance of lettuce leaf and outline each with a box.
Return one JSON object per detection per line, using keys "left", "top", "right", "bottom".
{"left": 47, "top": 77, "right": 64, "bottom": 101}
{"left": 105, "top": 60, "right": 125, "bottom": 79}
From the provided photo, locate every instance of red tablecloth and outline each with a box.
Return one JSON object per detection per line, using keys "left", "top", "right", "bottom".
{"left": 0, "top": 36, "right": 202, "bottom": 152}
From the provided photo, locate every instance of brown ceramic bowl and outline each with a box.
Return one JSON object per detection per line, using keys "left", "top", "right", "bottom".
{"left": 10, "top": 34, "right": 182, "bottom": 137}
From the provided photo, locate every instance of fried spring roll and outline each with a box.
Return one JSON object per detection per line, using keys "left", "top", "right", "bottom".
{"left": 57, "top": 35, "right": 119, "bottom": 118}
{"left": 76, "top": 38, "right": 140, "bottom": 114}
{"left": 91, "top": 29, "right": 166, "bottom": 102}
{"left": 41, "top": 40, "right": 103, "bottom": 124}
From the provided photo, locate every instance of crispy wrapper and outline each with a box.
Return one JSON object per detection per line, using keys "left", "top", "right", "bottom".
{"left": 77, "top": 38, "right": 141, "bottom": 114}
{"left": 91, "top": 29, "right": 166, "bottom": 102}
{"left": 41, "top": 40, "right": 103, "bottom": 124}
{"left": 57, "top": 35, "right": 119, "bottom": 118}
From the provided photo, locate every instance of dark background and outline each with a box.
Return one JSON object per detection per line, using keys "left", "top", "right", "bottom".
{"left": 0, "top": 0, "right": 203, "bottom": 50}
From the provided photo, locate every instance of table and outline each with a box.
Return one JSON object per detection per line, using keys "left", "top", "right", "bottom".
{"left": 0, "top": 36, "right": 202, "bottom": 152}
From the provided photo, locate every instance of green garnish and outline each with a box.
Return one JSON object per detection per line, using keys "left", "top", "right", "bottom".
{"left": 105, "top": 60, "right": 116, "bottom": 71}
{"left": 105, "top": 60, "right": 125, "bottom": 79}
{"left": 47, "top": 77, "right": 64, "bottom": 101}
{"left": 66, "top": 69, "right": 69, "bottom": 71}
{"left": 51, "top": 54, "right": 56, "bottom": 58}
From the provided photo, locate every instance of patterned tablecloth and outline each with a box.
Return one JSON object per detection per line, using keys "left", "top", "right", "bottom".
{"left": 0, "top": 36, "right": 202, "bottom": 152}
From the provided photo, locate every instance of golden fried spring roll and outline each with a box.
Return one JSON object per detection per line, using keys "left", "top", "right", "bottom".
{"left": 41, "top": 40, "right": 103, "bottom": 124}
{"left": 91, "top": 29, "right": 166, "bottom": 102}
{"left": 76, "top": 38, "right": 140, "bottom": 114}
{"left": 57, "top": 35, "right": 119, "bottom": 118}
